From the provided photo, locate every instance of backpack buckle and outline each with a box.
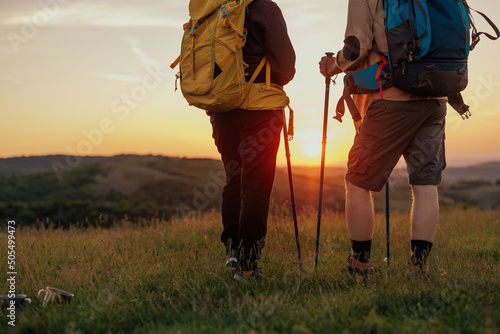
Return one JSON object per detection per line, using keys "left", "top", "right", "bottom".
{"left": 404, "top": 42, "right": 414, "bottom": 62}
{"left": 174, "top": 72, "right": 181, "bottom": 92}
{"left": 221, "top": 4, "right": 228, "bottom": 18}
{"left": 414, "top": 39, "right": 421, "bottom": 55}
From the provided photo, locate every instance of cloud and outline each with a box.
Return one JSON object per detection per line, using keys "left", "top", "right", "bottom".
{"left": 124, "top": 36, "right": 158, "bottom": 67}
{"left": 1, "top": 0, "right": 186, "bottom": 28}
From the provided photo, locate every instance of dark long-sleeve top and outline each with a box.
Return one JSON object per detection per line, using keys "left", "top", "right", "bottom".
{"left": 243, "top": 0, "right": 296, "bottom": 87}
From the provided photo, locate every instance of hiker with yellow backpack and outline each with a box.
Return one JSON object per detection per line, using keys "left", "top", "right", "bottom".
{"left": 171, "top": 0, "right": 295, "bottom": 281}
{"left": 319, "top": 0, "right": 499, "bottom": 275}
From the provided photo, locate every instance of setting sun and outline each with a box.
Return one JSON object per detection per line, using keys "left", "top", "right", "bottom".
{"left": 296, "top": 130, "right": 323, "bottom": 158}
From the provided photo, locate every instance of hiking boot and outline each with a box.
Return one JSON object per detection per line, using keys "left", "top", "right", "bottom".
{"left": 225, "top": 257, "right": 239, "bottom": 276}
{"left": 233, "top": 268, "right": 264, "bottom": 282}
{"left": 346, "top": 254, "right": 374, "bottom": 275}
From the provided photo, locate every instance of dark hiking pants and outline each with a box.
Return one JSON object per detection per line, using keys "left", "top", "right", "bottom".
{"left": 211, "top": 109, "right": 283, "bottom": 270}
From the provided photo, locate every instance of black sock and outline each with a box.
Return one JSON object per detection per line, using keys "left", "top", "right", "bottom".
{"left": 351, "top": 239, "right": 372, "bottom": 263}
{"left": 411, "top": 240, "right": 433, "bottom": 265}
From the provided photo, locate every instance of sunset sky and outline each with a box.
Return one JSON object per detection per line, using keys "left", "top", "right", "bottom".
{"left": 1, "top": 0, "right": 499, "bottom": 167}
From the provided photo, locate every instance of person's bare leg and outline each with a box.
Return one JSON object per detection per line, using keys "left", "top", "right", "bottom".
{"left": 411, "top": 185, "right": 439, "bottom": 242}
{"left": 345, "top": 181, "right": 375, "bottom": 270}
{"left": 409, "top": 185, "right": 439, "bottom": 268}
{"left": 345, "top": 181, "right": 374, "bottom": 241}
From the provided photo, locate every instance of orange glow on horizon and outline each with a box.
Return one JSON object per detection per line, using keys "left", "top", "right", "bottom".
{"left": 1, "top": 1, "right": 500, "bottom": 166}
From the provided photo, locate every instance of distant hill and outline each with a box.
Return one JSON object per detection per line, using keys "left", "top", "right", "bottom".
{"left": 0, "top": 155, "right": 499, "bottom": 226}
{"left": 0, "top": 154, "right": 163, "bottom": 177}
{"left": 0, "top": 156, "right": 225, "bottom": 226}
{"left": 442, "top": 161, "right": 500, "bottom": 183}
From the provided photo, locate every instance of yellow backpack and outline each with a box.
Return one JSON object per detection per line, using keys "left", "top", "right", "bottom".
{"left": 170, "top": 0, "right": 294, "bottom": 136}
{"left": 170, "top": 0, "right": 254, "bottom": 112}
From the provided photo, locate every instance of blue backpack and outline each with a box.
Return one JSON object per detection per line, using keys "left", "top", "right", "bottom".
{"left": 335, "top": 0, "right": 500, "bottom": 123}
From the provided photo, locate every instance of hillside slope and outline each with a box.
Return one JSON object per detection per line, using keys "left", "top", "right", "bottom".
{"left": 0, "top": 156, "right": 499, "bottom": 225}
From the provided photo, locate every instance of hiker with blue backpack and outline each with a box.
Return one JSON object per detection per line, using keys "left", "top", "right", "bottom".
{"left": 319, "top": 0, "right": 499, "bottom": 274}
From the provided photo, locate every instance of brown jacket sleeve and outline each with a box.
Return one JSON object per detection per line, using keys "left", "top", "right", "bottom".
{"left": 336, "top": 0, "right": 379, "bottom": 73}
{"left": 243, "top": 0, "right": 296, "bottom": 86}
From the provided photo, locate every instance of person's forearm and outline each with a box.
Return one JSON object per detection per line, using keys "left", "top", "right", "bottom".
{"left": 331, "top": 61, "right": 343, "bottom": 75}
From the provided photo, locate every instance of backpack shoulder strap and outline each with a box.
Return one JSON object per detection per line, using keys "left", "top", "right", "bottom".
{"left": 333, "top": 85, "right": 362, "bottom": 124}
{"left": 246, "top": 57, "right": 268, "bottom": 91}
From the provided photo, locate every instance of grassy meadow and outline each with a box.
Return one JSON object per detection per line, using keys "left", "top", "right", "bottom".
{"left": 1, "top": 207, "right": 499, "bottom": 333}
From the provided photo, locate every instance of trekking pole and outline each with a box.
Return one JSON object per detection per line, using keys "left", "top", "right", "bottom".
{"left": 283, "top": 112, "right": 301, "bottom": 262}
{"left": 315, "top": 52, "right": 335, "bottom": 270}
{"left": 385, "top": 180, "right": 390, "bottom": 267}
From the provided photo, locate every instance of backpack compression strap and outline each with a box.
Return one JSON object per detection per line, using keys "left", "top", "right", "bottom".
{"left": 467, "top": 6, "right": 500, "bottom": 51}
{"left": 218, "top": 3, "right": 248, "bottom": 69}
{"left": 448, "top": 93, "right": 471, "bottom": 120}
{"left": 170, "top": 2, "right": 251, "bottom": 76}
{"left": 407, "top": 0, "right": 429, "bottom": 54}
{"left": 448, "top": 3, "right": 499, "bottom": 120}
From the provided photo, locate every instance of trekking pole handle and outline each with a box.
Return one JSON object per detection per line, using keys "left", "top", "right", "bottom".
{"left": 325, "top": 52, "right": 335, "bottom": 83}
